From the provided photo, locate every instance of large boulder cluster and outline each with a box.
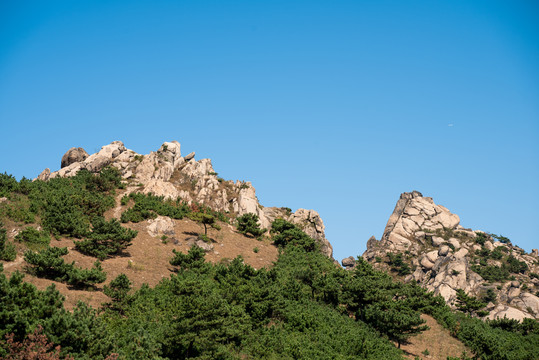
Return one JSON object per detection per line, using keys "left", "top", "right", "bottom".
{"left": 352, "top": 191, "right": 539, "bottom": 321}
{"left": 36, "top": 140, "right": 333, "bottom": 258}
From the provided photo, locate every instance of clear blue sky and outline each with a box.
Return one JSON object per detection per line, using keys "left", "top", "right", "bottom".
{"left": 1, "top": 0, "right": 538, "bottom": 261}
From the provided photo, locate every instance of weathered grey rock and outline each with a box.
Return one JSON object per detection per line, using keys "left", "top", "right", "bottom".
{"left": 342, "top": 256, "right": 356, "bottom": 269}
{"left": 362, "top": 190, "right": 539, "bottom": 321}
{"left": 34, "top": 139, "right": 336, "bottom": 265}
{"left": 426, "top": 250, "right": 439, "bottom": 263}
{"left": 439, "top": 245, "right": 451, "bottom": 257}
{"left": 532, "top": 249, "right": 538, "bottom": 257}
{"left": 487, "top": 305, "right": 532, "bottom": 321}
{"left": 420, "top": 256, "right": 435, "bottom": 270}
{"left": 37, "top": 168, "right": 51, "bottom": 181}
{"left": 86, "top": 155, "right": 110, "bottom": 172}
{"left": 147, "top": 216, "right": 175, "bottom": 238}
{"left": 195, "top": 240, "right": 213, "bottom": 252}
{"left": 507, "top": 287, "right": 521, "bottom": 300}
{"left": 517, "top": 293, "right": 539, "bottom": 315}
{"left": 448, "top": 238, "right": 461, "bottom": 250}
{"left": 292, "top": 208, "right": 333, "bottom": 258}
{"left": 454, "top": 248, "right": 468, "bottom": 259}
{"left": 142, "top": 179, "right": 181, "bottom": 200}
{"left": 61, "top": 147, "right": 88, "bottom": 168}
{"left": 366, "top": 236, "right": 379, "bottom": 249}
{"left": 431, "top": 211, "right": 460, "bottom": 229}
{"left": 511, "top": 280, "right": 520, "bottom": 288}
{"left": 184, "top": 152, "right": 195, "bottom": 161}
{"left": 432, "top": 236, "right": 445, "bottom": 247}
{"left": 412, "top": 267, "right": 425, "bottom": 282}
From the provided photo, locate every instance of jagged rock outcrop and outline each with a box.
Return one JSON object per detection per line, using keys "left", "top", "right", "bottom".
{"left": 356, "top": 191, "right": 539, "bottom": 321}
{"left": 147, "top": 216, "right": 175, "bottom": 238}
{"left": 36, "top": 140, "right": 333, "bottom": 258}
{"left": 61, "top": 147, "right": 89, "bottom": 168}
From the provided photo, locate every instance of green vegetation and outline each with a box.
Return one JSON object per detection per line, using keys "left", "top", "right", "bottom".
{"left": 24, "top": 246, "right": 106, "bottom": 288}
{"left": 0, "top": 168, "right": 122, "bottom": 238}
{"left": 454, "top": 289, "right": 489, "bottom": 317}
{"left": 471, "top": 264, "right": 510, "bottom": 282}
{"left": 0, "top": 218, "right": 537, "bottom": 359}
{"left": 0, "top": 223, "right": 16, "bottom": 261}
{"left": 491, "top": 233, "right": 511, "bottom": 244}
{"left": 472, "top": 252, "right": 529, "bottom": 282}
{"left": 120, "top": 192, "right": 190, "bottom": 223}
{"left": 236, "top": 213, "right": 266, "bottom": 237}
{"left": 483, "top": 288, "right": 497, "bottom": 303}
{"left": 14, "top": 226, "right": 51, "bottom": 247}
{"left": 432, "top": 307, "right": 538, "bottom": 359}
{"left": 271, "top": 218, "right": 316, "bottom": 251}
{"left": 474, "top": 231, "right": 488, "bottom": 245}
{"left": 387, "top": 252, "right": 412, "bottom": 276}
{"left": 74, "top": 217, "right": 138, "bottom": 260}
{"left": 188, "top": 212, "right": 220, "bottom": 236}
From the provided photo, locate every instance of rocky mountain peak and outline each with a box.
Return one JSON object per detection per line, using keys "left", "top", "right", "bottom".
{"left": 346, "top": 191, "right": 539, "bottom": 322}
{"left": 37, "top": 140, "right": 333, "bottom": 258}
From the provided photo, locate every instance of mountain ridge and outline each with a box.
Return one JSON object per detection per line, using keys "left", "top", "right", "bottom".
{"left": 36, "top": 140, "right": 333, "bottom": 258}
{"left": 36, "top": 141, "right": 539, "bottom": 321}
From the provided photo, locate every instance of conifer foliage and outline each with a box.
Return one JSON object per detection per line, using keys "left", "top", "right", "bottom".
{"left": 236, "top": 213, "right": 266, "bottom": 237}
{"left": 24, "top": 247, "right": 106, "bottom": 288}
{"left": 0, "top": 223, "right": 16, "bottom": 261}
{"left": 74, "top": 217, "right": 137, "bottom": 260}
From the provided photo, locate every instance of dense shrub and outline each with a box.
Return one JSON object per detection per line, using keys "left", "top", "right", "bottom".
{"left": 0, "top": 223, "right": 16, "bottom": 261}
{"left": 236, "top": 213, "right": 266, "bottom": 237}
{"left": 74, "top": 217, "right": 137, "bottom": 260}
{"left": 491, "top": 233, "right": 511, "bottom": 244}
{"left": 120, "top": 192, "right": 190, "bottom": 223}
{"left": 472, "top": 253, "right": 529, "bottom": 282}
{"left": 104, "top": 274, "right": 132, "bottom": 304}
{"left": 505, "top": 255, "right": 528, "bottom": 274}
{"left": 474, "top": 232, "right": 488, "bottom": 245}
{"left": 0, "top": 168, "right": 121, "bottom": 239}
{"left": 271, "top": 219, "right": 316, "bottom": 251}
{"left": 0, "top": 266, "right": 66, "bottom": 341}
{"left": 490, "top": 248, "right": 504, "bottom": 260}
{"left": 454, "top": 289, "right": 488, "bottom": 316}
{"left": 3, "top": 325, "right": 75, "bottom": 360}
{"left": 15, "top": 227, "right": 51, "bottom": 247}
{"left": 66, "top": 261, "right": 107, "bottom": 288}
{"left": 170, "top": 246, "right": 207, "bottom": 271}
{"left": 24, "top": 247, "right": 106, "bottom": 288}
{"left": 387, "top": 252, "right": 412, "bottom": 276}
{"left": 471, "top": 264, "right": 510, "bottom": 282}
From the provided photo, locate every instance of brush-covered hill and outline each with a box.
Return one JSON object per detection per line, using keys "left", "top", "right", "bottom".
{"left": 1, "top": 141, "right": 538, "bottom": 359}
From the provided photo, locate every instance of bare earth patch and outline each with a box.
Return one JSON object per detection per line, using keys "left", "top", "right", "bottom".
{"left": 400, "top": 314, "right": 471, "bottom": 360}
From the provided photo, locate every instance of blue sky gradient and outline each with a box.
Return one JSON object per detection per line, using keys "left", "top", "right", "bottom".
{"left": 1, "top": 0, "right": 538, "bottom": 261}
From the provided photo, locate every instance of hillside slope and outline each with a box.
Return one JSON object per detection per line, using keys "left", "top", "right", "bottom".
{"left": 1, "top": 143, "right": 538, "bottom": 359}
{"left": 37, "top": 140, "right": 333, "bottom": 257}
